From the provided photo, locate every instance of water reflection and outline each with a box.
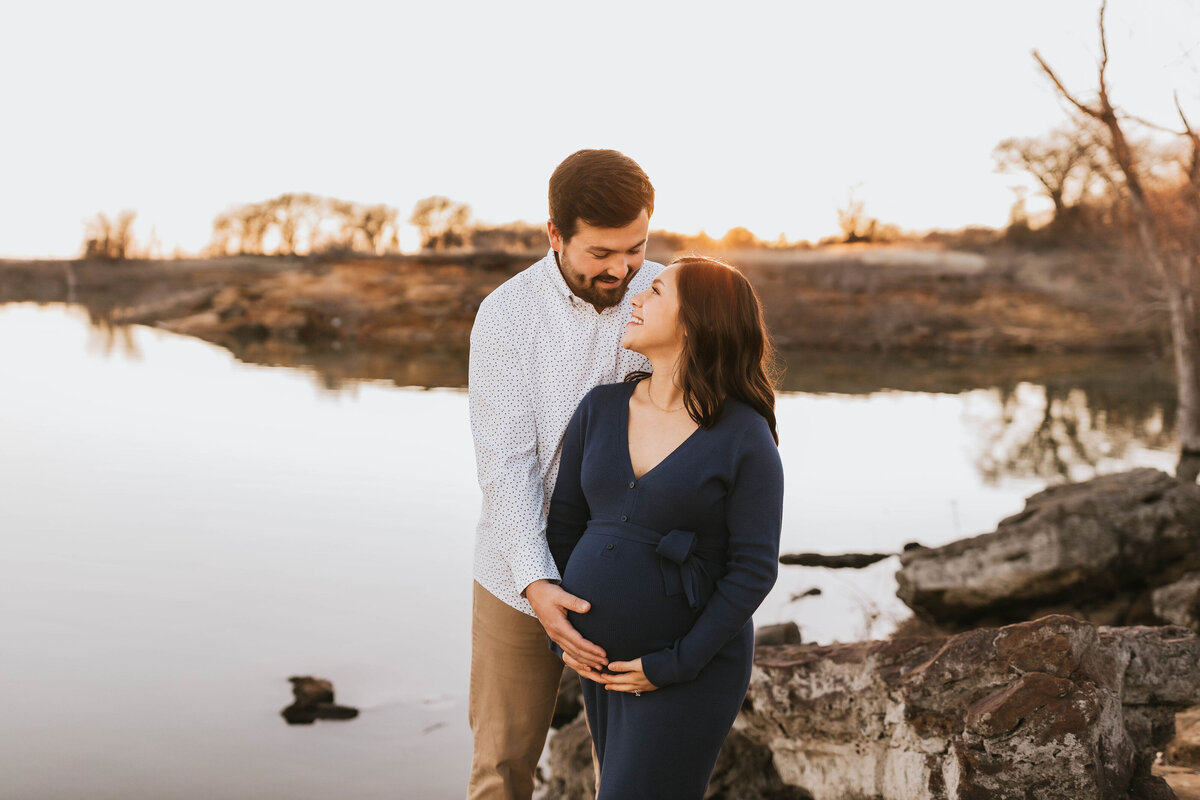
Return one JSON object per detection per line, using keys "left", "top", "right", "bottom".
{"left": 0, "top": 301, "right": 1182, "bottom": 800}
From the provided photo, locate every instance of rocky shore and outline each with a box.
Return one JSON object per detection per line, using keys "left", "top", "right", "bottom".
{"left": 544, "top": 469, "right": 1200, "bottom": 799}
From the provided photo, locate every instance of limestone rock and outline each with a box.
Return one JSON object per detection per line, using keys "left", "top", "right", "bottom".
{"left": 737, "top": 614, "right": 1200, "bottom": 800}
{"left": 895, "top": 468, "right": 1200, "bottom": 629}
{"left": 1154, "top": 573, "right": 1200, "bottom": 632}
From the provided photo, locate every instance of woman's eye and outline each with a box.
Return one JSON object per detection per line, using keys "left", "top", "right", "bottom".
{"left": 651, "top": 287, "right": 659, "bottom": 295}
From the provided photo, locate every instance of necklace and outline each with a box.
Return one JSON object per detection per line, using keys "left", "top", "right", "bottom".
{"left": 646, "top": 377, "right": 686, "bottom": 413}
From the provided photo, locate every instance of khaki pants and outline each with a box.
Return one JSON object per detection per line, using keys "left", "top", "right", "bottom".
{"left": 467, "top": 580, "right": 573, "bottom": 800}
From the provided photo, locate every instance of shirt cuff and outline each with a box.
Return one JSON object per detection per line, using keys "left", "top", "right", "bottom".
{"left": 515, "top": 549, "right": 563, "bottom": 599}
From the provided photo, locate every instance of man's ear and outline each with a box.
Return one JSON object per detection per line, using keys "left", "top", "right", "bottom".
{"left": 547, "top": 219, "right": 564, "bottom": 253}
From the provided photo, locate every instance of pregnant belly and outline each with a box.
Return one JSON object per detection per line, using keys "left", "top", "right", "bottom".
{"left": 560, "top": 531, "right": 700, "bottom": 663}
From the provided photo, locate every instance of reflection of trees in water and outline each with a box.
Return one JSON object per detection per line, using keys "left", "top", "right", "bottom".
{"left": 82, "top": 307, "right": 143, "bottom": 361}
{"left": 966, "top": 379, "right": 1175, "bottom": 484}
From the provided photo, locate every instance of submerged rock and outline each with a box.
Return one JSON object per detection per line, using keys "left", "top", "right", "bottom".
{"left": 895, "top": 468, "right": 1200, "bottom": 631}
{"left": 739, "top": 614, "right": 1200, "bottom": 800}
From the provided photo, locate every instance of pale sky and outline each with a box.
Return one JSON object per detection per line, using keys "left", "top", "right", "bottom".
{"left": 1, "top": 0, "right": 1197, "bottom": 259}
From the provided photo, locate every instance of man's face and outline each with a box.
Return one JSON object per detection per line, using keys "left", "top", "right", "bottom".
{"left": 547, "top": 209, "right": 650, "bottom": 311}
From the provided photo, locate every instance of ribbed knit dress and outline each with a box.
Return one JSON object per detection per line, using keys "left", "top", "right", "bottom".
{"left": 547, "top": 378, "right": 784, "bottom": 800}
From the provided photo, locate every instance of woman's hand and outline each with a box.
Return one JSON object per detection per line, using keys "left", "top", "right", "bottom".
{"left": 603, "top": 658, "right": 659, "bottom": 694}
{"left": 563, "top": 651, "right": 612, "bottom": 685}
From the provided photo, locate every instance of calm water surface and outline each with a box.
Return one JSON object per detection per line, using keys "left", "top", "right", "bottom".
{"left": 0, "top": 302, "right": 1178, "bottom": 799}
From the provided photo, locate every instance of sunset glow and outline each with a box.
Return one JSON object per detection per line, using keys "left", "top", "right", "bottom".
{"left": 1, "top": 0, "right": 1197, "bottom": 258}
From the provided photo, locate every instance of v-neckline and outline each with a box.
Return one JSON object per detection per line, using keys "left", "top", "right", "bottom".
{"left": 622, "top": 379, "right": 704, "bottom": 482}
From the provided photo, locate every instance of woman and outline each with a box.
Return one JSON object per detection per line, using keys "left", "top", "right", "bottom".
{"left": 546, "top": 255, "right": 784, "bottom": 799}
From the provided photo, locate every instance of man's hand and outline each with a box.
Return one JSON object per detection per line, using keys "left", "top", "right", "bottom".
{"left": 563, "top": 651, "right": 612, "bottom": 685}
{"left": 526, "top": 579, "right": 608, "bottom": 670}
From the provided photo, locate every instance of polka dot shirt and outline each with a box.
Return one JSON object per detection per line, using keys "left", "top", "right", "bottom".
{"left": 468, "top": 248, "right": 665, "bottom": 616}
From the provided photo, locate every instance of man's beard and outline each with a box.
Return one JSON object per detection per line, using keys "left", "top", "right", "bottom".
{"left": 557, "top": 250, "right": 636, "bottom": 309}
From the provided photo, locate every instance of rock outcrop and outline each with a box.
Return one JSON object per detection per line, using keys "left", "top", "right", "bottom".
{"left": 544, "top": 615, "right": 1200, "bottom": 799}
{"left": 895, "top": 468, "right": 1200, "bottom": 632}
{"left": 739, "top": 614, "right": 1200, "bottom": 799}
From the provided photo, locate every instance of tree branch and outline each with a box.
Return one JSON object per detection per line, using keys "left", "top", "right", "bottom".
{"left": 1032, "top": 49, "right": 1101, "bottom": 120}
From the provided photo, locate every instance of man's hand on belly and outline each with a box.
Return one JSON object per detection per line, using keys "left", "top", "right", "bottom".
{"left": 526, "top": 579, "right": 609, "bottom": 671}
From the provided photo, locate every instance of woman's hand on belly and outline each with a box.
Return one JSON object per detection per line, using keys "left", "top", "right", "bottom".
{"left": 603, "top": 657, "right": 659, "bottom": 694}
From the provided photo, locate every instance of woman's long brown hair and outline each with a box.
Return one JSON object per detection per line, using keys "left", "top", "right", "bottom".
{"left": 627, "top": 256, "right": 780, "bottom": 443}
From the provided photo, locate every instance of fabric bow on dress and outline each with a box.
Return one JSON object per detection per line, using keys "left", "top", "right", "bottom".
{"left": 655, "top": 529, "right": 718, "bottom": 610}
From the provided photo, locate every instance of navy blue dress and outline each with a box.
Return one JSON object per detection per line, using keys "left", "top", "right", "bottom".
{"left": 547, "top": 379, "right": 784, "bottom": 800}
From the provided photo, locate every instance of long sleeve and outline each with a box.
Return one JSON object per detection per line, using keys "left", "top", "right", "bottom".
{"left": 468, "top": 298, "right": 560, "bottom": 597}
{"left": 547, "top": 392, "right": 592, "bottom": 576}
{"left": 639, "top": 416, "right": 784, "bottom": 688}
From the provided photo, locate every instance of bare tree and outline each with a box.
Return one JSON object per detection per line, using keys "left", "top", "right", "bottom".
{"left": 410, "top": 196, "right": 472, "bottom": 251}
{"left": 355, "top": 203, "right": 400, "bottom": 255}
{"left": 836, "top": 187, "right": 873, "bottom": 243}
{"left": 993, "top": 122, "right": 1099, "bottom": 232}
{"left": 82, "top": 210, "right": 137, "bottom": 260}
{"left": 1034, "top": 0, "right": 1200, "bottom": 480}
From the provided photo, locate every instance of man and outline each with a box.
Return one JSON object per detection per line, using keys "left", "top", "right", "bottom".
{"left": 467, "top": 149, "right": 663, "bottom": 799}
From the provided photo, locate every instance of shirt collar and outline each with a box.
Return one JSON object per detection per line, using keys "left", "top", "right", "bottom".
{"left": 539, "top": 247, "right": 633, "bottom": 315}
{"left": 541, "top": 247, "right": 586, "bottom": 307}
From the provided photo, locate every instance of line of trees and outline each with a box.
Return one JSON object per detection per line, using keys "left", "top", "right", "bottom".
{"left": 208, "top": 193, "right": 402, "bottom": 257}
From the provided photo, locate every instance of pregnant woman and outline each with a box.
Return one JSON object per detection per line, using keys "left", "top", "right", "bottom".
{"left": 546, "top": 255, "right": 785, "bottom": 799}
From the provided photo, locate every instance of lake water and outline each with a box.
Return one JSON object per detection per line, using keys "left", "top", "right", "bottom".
{"left": 0, "top": 302, "right": 1180, "bottom": 799}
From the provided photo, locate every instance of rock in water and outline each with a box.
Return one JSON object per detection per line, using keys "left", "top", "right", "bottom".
{"left": 281, "top": 675, "right": 359, "bottom": 724}
{"left": 895, "top": 468, "right": 1200, "bottom": 629}
{"left": 739, "top": 614, "right": 1200, "bottom": 800}
{"left": 754, "top": 621, "right": 803, "bottom": 647}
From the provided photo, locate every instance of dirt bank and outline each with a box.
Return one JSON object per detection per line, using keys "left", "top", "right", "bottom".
{"left": 0, "top": 244, "right": 1166, "bottom": 358}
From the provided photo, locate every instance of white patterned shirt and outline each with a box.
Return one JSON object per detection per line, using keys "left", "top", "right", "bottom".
{"left": 469, "top": 248, "right": 664, "bottom": 616}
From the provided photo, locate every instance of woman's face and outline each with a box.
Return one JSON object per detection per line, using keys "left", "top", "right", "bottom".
{"left": 621, "top": 265, "right": 683, "bottom": 355}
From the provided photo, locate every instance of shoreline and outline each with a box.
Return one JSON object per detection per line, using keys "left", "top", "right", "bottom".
{"left": 0, "top": 244, "right": 1169, "bottom": 363}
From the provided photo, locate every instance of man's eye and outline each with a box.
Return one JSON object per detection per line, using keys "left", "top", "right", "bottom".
{"left": 628, "top": 248, "right": 642, "bottom": 255}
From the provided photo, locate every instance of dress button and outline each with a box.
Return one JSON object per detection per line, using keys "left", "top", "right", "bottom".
{"left": 620, "top": 515, "right": 628, "bottom": 522}
{"left": 606, "top": 544, "right": 614, "bottom": 550}
{"left": 628, "top": 481, "right": 636, "bottom": 489}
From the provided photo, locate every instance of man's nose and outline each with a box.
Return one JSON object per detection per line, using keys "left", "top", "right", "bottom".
{"left": 606, "top": 255, "right": 630, "bottom": 278}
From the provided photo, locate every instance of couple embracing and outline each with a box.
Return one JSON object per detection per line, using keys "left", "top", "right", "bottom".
{"left": 467, "top": 149, "right": 784, "bottom": 800}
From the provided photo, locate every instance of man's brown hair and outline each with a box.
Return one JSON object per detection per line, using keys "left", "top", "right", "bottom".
{"left": 548, "top": 149, "right": 655, "bottom": 243}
